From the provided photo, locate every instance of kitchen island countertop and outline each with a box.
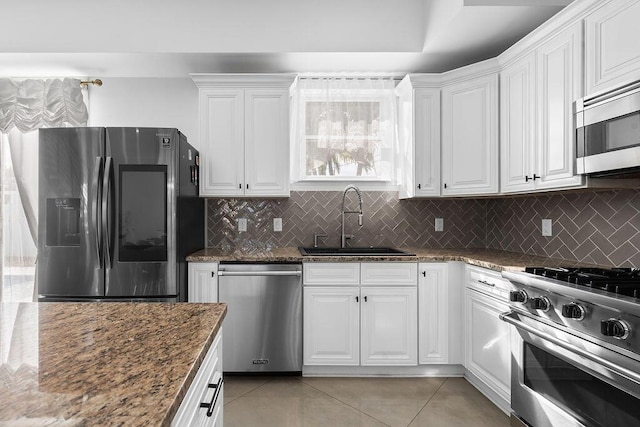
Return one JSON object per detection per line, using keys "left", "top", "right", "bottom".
{"left": 186, "top": 247, "right": 600, "bottom": 271}
{"left": 0, "top": 302, "right": 226, "bottom": 426}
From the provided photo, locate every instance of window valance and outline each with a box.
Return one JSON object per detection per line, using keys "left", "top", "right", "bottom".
{"left": 0, "top": 78, "right": 88, "bottom": 133}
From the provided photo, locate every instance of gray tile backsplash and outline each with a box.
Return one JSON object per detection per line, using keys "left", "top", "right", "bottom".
{"left": 206, "top": 191, "right": 487, "bottom": 253}
{"left": 206, "top": 189, "right": 640, "bottom": 266}
{"left": 486, "top": 189, "right": 640, "bottom": 267}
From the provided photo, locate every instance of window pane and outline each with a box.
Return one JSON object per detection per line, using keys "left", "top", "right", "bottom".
{"left": 305, "top": 101, "right": 383, "bottom": 177}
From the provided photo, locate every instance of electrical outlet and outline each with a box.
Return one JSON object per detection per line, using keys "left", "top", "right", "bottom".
{"left": 238, "top": 218, "right": 247, "bottom": 232}
{"left": 435, "top": 217, "right": 444, "bottom": 232}
{"left": 273, "top": 218, "right": 283, "bottom": 232}
{"left": 542, "top": 219, "right": 552, "bottom": 237}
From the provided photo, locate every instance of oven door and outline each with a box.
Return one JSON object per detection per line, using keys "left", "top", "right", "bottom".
{"left": 501, "top": 310, "right": 640, "bottom": 427}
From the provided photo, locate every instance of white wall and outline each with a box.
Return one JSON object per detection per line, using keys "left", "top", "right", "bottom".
{"left": 88, "top": 77, "right": 200, "bottom": 149}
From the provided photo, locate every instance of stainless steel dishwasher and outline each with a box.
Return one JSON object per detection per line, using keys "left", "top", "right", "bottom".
{"left": 218, "top": 263, "right": 302, "bottom": 373}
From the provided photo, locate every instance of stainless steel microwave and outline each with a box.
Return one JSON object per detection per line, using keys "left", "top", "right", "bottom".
{"left": 575, "top": 79, "right": 640, "bottom": 176}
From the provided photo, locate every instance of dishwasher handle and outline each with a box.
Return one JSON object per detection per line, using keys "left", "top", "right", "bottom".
{"left": 217, "top": 270, "right": 302, "bottom": 277}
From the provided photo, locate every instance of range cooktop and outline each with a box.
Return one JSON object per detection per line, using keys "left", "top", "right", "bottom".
{"left": 525, "top": 266, "right": 640, "bottom": 298}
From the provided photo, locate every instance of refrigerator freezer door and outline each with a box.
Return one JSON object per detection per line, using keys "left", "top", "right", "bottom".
{"left": 38, "top": 127, "right": 105, "bottom": 297}
{"left": 104, "top": 128, "right": 177, "bottom": 298}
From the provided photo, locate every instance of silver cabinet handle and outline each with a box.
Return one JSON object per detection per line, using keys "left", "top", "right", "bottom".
{"left": 217, "top": 270, "right": 302, "bottom": 277}
{"left": 478, "top": 279, "right": 495, "bottom": 287}
{"left": 500, "top": 311, "right": 640, "bottom": 386}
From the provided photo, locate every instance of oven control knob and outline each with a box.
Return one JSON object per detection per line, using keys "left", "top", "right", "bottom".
{"left": 601, "top": 319, "right": 631, "bottom": 340}
{"left": 561, "top": 303, "right": 586, "bottom": 320}
{"left": 509, "top": 290, "right": 529, "bottom": 303}
{"left": 531, "top": 296, "right": 551, "bottom": 312}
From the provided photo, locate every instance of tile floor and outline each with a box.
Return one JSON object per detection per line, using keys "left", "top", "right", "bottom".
{"left": 223, "top": 376, "right": 510, "bottom": 427}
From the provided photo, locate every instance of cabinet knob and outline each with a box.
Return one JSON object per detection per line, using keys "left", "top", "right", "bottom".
{"left": 356, "top": 296, "right": 359, "bottom": 302}
{"left": 533, "top": 174, "right": 540, "bottom": 181}
{"left": 238, "top": 183, "right": 242, "bottom": 189}
{"left": 525, "top": 175, "right": 531, "bottom": 182}
{"left": 422, "top": 271, "right": 426, "bottom": 277}
{"left": 364, "top": 296, "right": 368, "bottom": 302}
{"left": 417, "top": 184, "right": 421, "bottom": 189}
{"left": 444, "top": 183, "right": 447, "bottom": 189}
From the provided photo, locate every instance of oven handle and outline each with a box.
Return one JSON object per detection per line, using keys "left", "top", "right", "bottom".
{"left": 500, "top": 310, "right": 640, "bottom": 386}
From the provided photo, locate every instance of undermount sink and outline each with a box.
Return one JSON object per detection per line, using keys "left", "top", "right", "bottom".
{"left": 298, "top": 246, "right": 415, "bottom": 256}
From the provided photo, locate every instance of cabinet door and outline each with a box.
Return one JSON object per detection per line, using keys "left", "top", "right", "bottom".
{"left": 188, "top": 263, "right": 218, "bottom": 303}
{"left": 464, "top": 288, "right": 511, "bottom": 404}
{"left": 414, "top": 88, "right": 441, "bottom": 197}
{"left": 303, "top": 286, "right": 360, "bottom": 365}
{"left": 586, "top": 0, "right": 640, "bottom": 94}
{"left": 442, "top": 74, "right": 499, "bottom": 196}
{"left": 418, "top": 264, "right": 448, "bottom": 364}
{"left": 500, "top": 53, "right": 536, "bottom": 193}
{"left": 244, "top": 89, "right": 290, "bottom": 197}
{"left": 360, "top": 286, "right": 417, "bottom": 366}
{"left": 535, "top": 22, "right": 584, "bottom": 190}
{"left": 199, "top": 89, "right": 244, "bottom": 197}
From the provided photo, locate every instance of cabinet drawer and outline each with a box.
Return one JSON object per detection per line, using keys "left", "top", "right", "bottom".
{"left": 303, "top": 263, "right": 360, "bottom": 285}
{"left": 172, "top": 330, "right": 223, "bottom": 426}
{"left": 466, "top": 265, "right": 512, "bottom": 301}
{"left": 361, "top": 263, "right": 417, "bottom": 286}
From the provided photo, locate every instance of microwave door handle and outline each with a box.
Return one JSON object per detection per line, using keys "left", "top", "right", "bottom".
{"left": 102, "top": 157, "right": 114, "bottom": 269}
{"left": 500, "top": 311, "right": 640, "bottom": 386}
{"left": 93, "top": 157, "right": 104, "bottom": 269}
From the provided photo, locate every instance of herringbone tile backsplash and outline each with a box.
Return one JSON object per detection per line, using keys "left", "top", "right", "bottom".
{"left": 207, "top": 191, "right": 487, "bottom": 253}
{"left": 486, "top": 189, "right": 640, "bottom": 267}
{"left": 206, "top": 189, "right": 640, "bottom": 267}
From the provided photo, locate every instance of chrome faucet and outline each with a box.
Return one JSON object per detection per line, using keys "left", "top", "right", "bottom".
{"left": 340, "top": 185, "right": 364, "bottom": 248}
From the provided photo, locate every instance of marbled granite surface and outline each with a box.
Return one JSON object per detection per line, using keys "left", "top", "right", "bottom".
{"left": 186, "top": 247, "right": 604, "bottom": 271}
{"left": 0, "top": 302, "right": 226, "bottom": 426}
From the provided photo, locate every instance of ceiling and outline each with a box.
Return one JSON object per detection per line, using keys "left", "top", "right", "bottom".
{"left": 0, "top": 0, "right": 572, "bottom": 78}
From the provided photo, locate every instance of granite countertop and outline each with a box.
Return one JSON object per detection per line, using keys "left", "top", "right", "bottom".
{"left": 0, "top": 302, "right": 226, "bottom": 426}
{"left": 186, "top": 247, "right": 598, "bottom": 271}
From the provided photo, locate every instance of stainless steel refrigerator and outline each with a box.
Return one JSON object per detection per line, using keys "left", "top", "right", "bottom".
{"left": 37, "top": 127, "right": 203, "bottom": 302}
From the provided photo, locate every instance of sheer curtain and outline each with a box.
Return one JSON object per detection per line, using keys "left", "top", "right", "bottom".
{"left": 0, "top": 78, "right": 88, "bottom": 302}
{"left": 290, "top": 76, "right": 397, "bottom": 183}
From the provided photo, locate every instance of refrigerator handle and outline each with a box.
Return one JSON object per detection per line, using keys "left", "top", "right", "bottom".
{"left": 93, "top": 157, "right": 104, "bottom": 269}
{"left": 102, "top": 157, "right": 114, "bottom": 269}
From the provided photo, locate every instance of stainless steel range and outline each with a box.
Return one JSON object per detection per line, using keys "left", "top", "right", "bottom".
{"left": 501, "top": 267, "right": 640, "bottom": 427}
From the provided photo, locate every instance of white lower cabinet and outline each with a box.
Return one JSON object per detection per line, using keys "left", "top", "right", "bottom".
{"left": 464, "top": 266, "right": 512, "bottom": 414}
{"left": 361, "top": 286, "right": 418, "bottom": 366}
{"left": 303, "top": 286, "right": 360, "bottom": 365}
{"left": 303, "top": 262, "right": 418, "bottom": 367}
{"left": 188, "top": 262, "right": 219, "bottom": 303}
{"left": 418, "top": 262, "right": 463, "bottom": 365}
{"left": 172, "top": 329, "right": 224, "bottom": 427}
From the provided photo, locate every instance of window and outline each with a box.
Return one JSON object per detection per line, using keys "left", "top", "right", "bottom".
{"left": 292, "top": 77, "right": 397, "bottom": 183}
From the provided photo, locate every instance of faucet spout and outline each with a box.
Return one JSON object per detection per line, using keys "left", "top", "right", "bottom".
{"left": 340, "top": 185, "right": 364, "bottom": 248}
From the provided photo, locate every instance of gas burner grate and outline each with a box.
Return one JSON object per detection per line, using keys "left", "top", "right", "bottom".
{"left": 525, "top": 267, "right": 640, "bottom": 298}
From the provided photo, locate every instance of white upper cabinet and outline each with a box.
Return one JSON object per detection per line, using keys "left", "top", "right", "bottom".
{"left": 244, "top": 89, "right": 291, "bottom": 197}
{"left": 442, "top": 66, "right": 499, "bottom": 196}
{"left": 500, "top": 53, "right": 537, "bottom": 193}
{"left": 396, "top": 75, "right": 441, "bottom": 198}
{"left": 535, "top": 22, "right": 584, "bottom": 190}
{"left": 500, "top": 22, "right": 584, "bottom": 193}
{"left": 192, "top": 74, "right": 296, "bottom": 197}
{"left": 585, "top": 0, "right": 640, "bottom": 95}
